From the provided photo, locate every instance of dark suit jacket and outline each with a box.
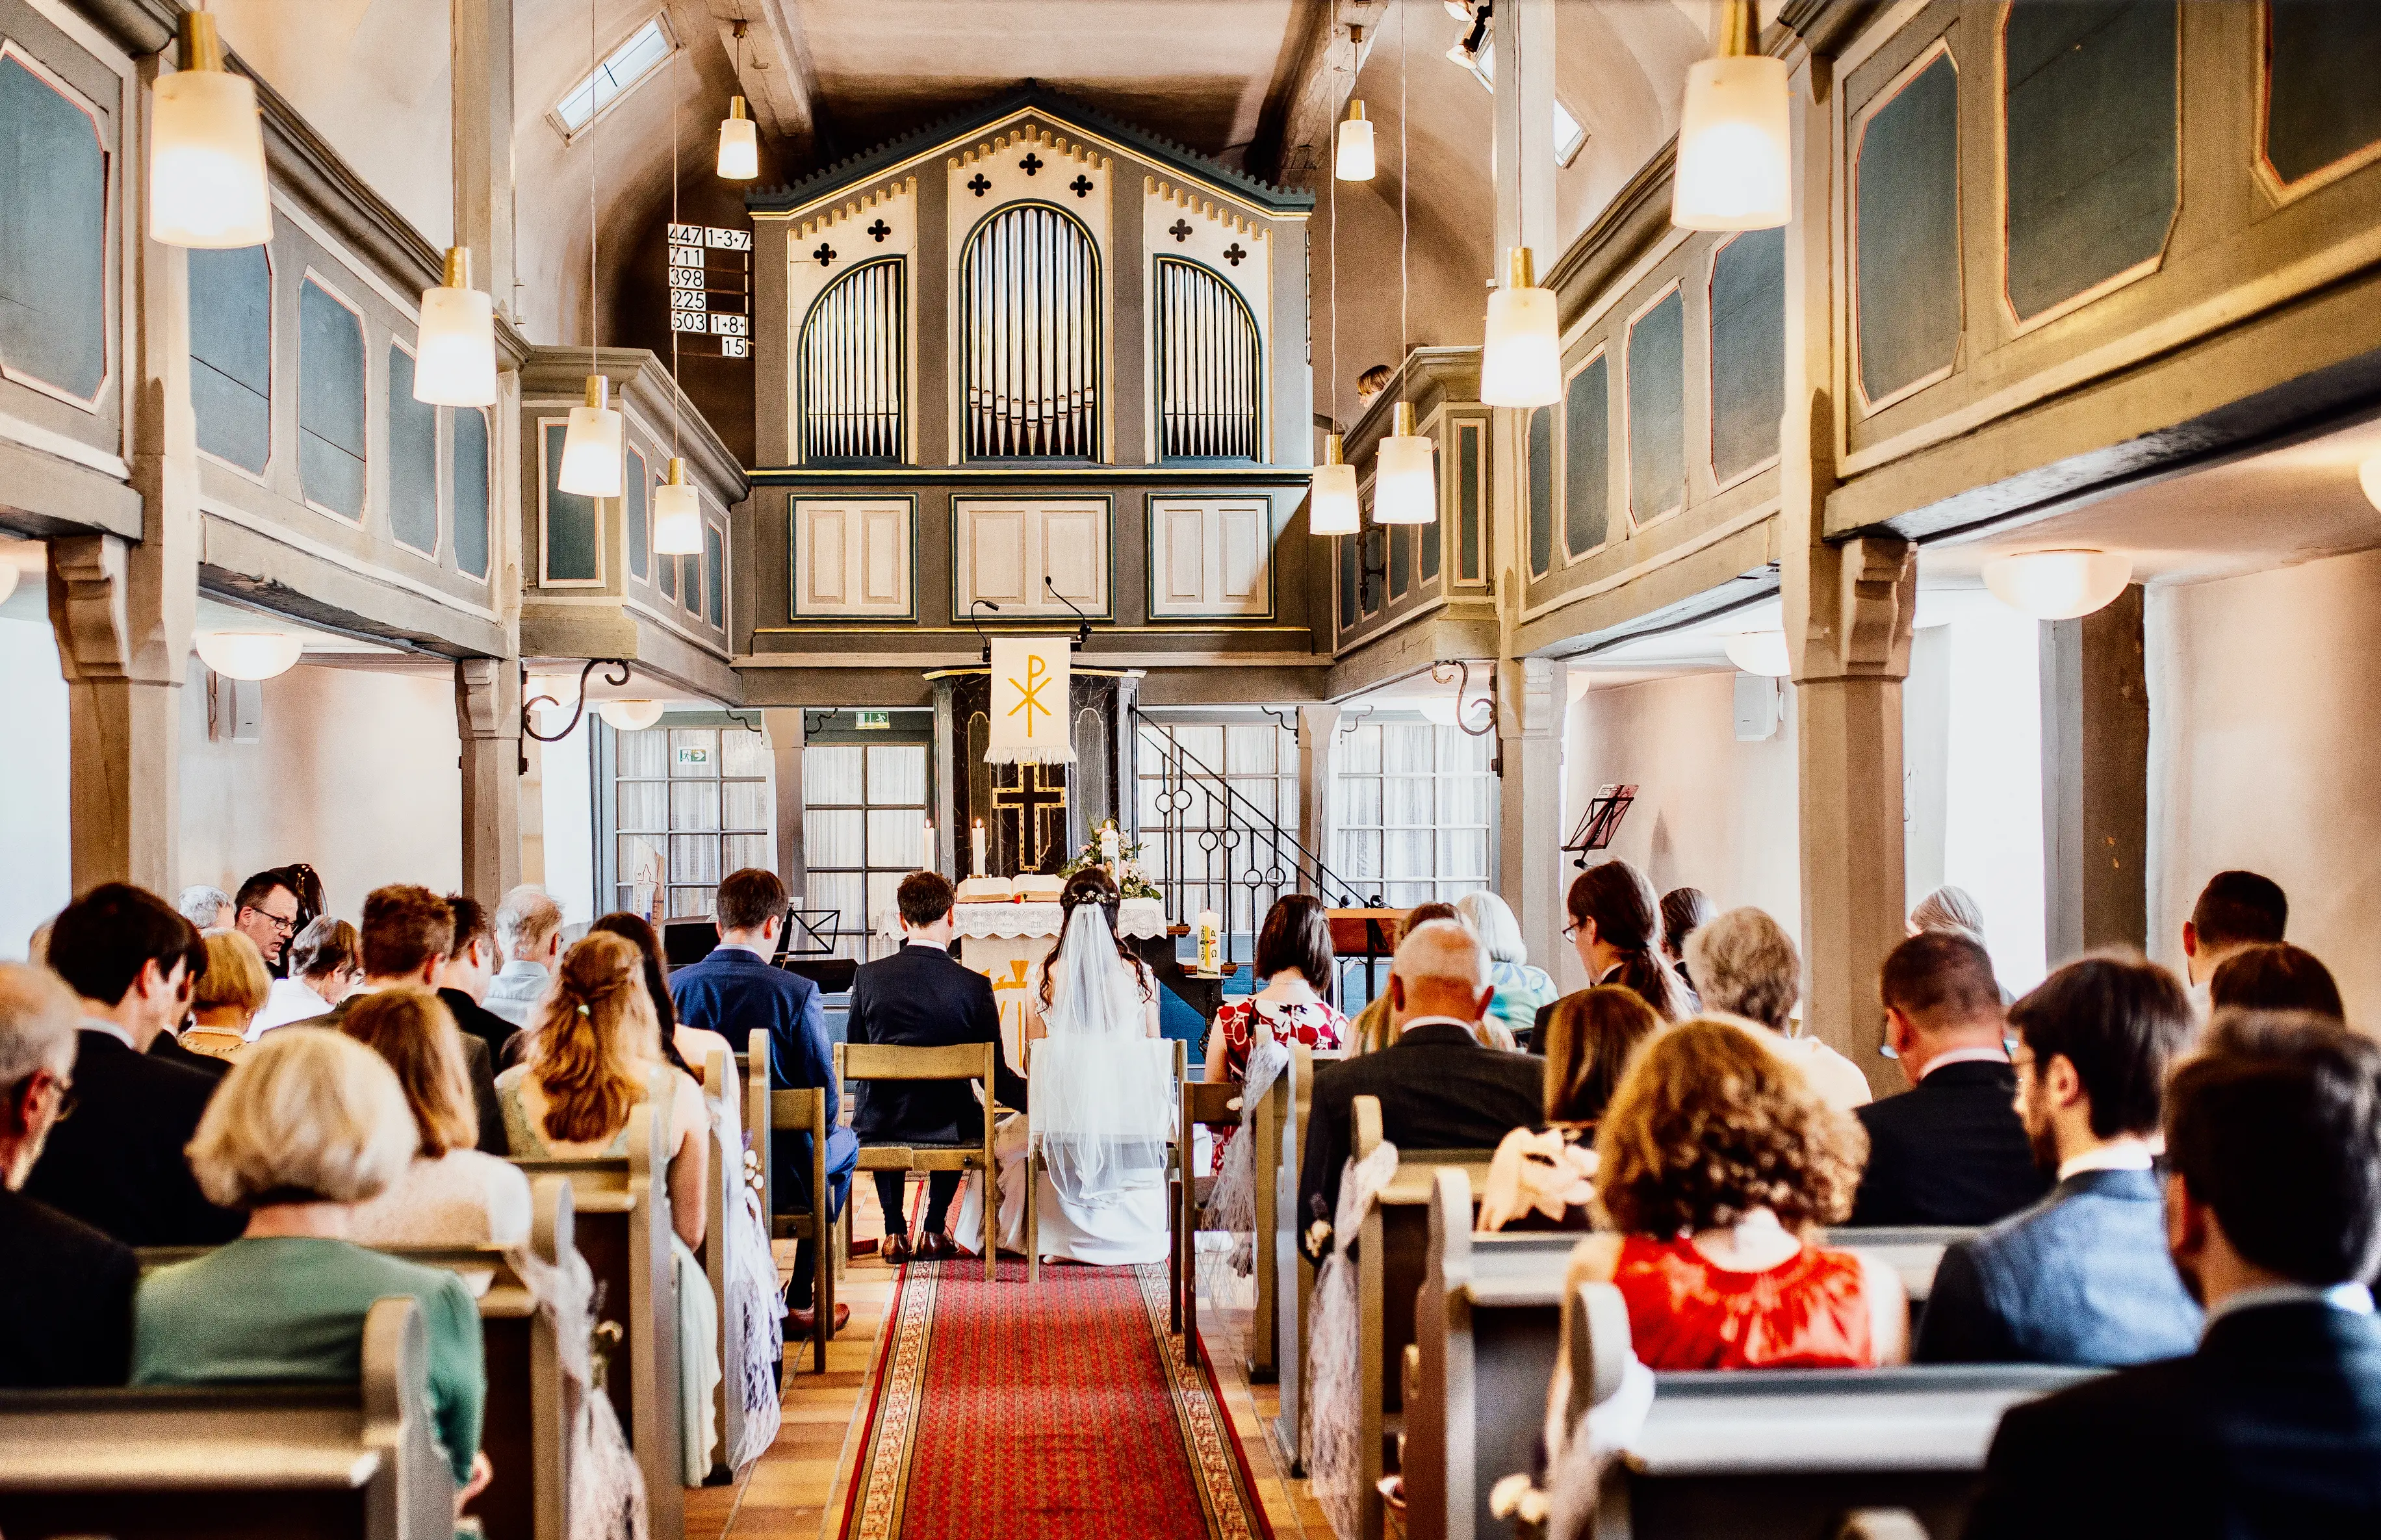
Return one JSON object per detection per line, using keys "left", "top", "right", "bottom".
{"left": 1849, "top": 1059, "right": 2050, "bottom": 1226}
{"left": 845, "top": 942, "right": 1027, "bottom": 1145}
{"left": 439, "top": 986, "right": 521, "bottom": 1070}
{"left": 1966, "top": 1300, "right": 2381, "bottom": 1540}
{"left": 1917, "top": 1165, "right": 2202, "bottom": 1366}
{"left": 1298, "top": 1020, "right": 1544, "bottom": 1261}
{"left": 671, "top": 946, "right": 857, "bottom": 1207}
{"left": 0, "top": 1185, "right": 137, "bottom": 1387}
{"left": 22, "top": 1029, "right": 242, "bottom": 1247}
{"left": 318, "top": 994, "right": 508, "bottom": 1157}
{"left": 149, "top": 1029, "right": 231, "bottom": 1080}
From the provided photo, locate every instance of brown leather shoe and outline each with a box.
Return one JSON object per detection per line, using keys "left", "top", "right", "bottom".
{"left": 881, "top": 1229, "right": 911, "bottom": 1266}
{"left": 787, "top": 1302, "right": 851, "bottom": 1335}
{"left": 917, "top": 1231, "right": 958, "bottom": 1261}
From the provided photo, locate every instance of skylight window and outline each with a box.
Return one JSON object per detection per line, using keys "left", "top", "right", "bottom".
{"left": 1457, "top": 40, "right": 1589, "bottom": 168}
{"left": 550, "top": 14, "right": 675, "bottom": 138}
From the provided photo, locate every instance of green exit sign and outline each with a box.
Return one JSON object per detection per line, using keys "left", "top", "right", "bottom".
{"left": 855, "top": 710, "right": 891, "bottom": 730}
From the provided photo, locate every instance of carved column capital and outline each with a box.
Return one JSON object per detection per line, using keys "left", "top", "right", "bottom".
{"left": 454, "top": 656, "right": 522, "bottom": 741}
{"left": 47, "top": 533, "right": 132, "bottom": 682}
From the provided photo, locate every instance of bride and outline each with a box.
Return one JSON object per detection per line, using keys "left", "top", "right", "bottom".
{"left": 953, "top": 867, "right": 1174, "bottom": 1266}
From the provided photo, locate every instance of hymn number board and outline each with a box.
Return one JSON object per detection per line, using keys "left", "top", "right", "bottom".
{"left": 668, "top": 223, "right": 754, "bottom": 359}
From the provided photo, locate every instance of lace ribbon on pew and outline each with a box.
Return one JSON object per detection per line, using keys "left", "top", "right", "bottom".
{"left": 1306, "top": 1138, "right": 1401, "bottom": 1540}
{"left": 724, "top": 1148, "right": 786, "bottom": 1469}
{"left": 507, "top": 1240, "right": 650, "bottom": 1540}
{"left": 1202, "top": 1033, "right": 1291, "bottom": 1276}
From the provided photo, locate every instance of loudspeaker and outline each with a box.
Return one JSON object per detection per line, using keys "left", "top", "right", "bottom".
{"left": 1733, "top": 671, "right": 1780, "bottom": 741}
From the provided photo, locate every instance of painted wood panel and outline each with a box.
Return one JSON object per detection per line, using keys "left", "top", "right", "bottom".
{"left": 706, "top": 523, "right": 726, "bottom": 627}
{"left": 1709, "top": 228, "right": 1784, "bottom": 483}
{"left": 1563, "top": 355, "right": 1610, "bottom": 558}
{"left": 2263, "top": 1, "right": 2381, "bottom": 188}
{"left": 1855, "top": 47, "right": 1961, "bottom": 406}
{"left": 1147, "top": 495, "right": 1268, "bottom": 617}
{"left": 0, "top": 49, "right": 105, "bottom": 404}
{"left": 1339, "top": 528, "right": 1358, "bottom": 631}
{"left": 1389, "top": 519, "right": 1411, "bottom": 598}
{"left": 540, "top": 420, "right": 600, "bottom": 584}
{"left": 298, "top": 277, "right": 367, "bottom": 518}
{"left": 1526, "top": 404, "right": 1555, "bottom": 576}
{"left": 2003, "top": 1, "right": 2177, "bottom": 324}
{"left": 793, "top": 498, "right": 913, "bottom": 617}
{"left": 451, "top": 406, "right": 489, "bottom": 580}
{"left": 952, "top": 497, "right": 1110, "bottom": 617}
{"left": 190, "top": 246, "right": 271, "bottom": 472}
{"left": 624, "top": 448, "right": 649, "bottom": 581}
{"left": 1456, "top": 421, "right": 1481, "bottom": 584}
{"left": 385, "top": 345, "right": 438, "bottom": 557}
{"left": 1625, "top": 288, "right": 1684, "bottom": 524}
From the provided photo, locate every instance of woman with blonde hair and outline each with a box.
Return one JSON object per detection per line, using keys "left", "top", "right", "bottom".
{"left": 1457, "top": 890, "right": 1558, "bottom": 1046}
{"left": 180, "top": 929, "right": 272, "bottom": 1062}
{"left": 133, "top": 1027, "right": 493, "bottom": 1509}
{"left": 342, "top": 987, "right": 532, "bottom": 1247}
{"left": 495, "top": 930, "right": 720, "bottom": 1480}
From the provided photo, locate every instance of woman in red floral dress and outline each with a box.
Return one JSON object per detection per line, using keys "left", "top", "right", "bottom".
{"left": 1205, "top": 895, "right": 1348, "bottom": 1170}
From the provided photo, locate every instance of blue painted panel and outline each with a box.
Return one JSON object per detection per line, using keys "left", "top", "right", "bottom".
{"left": 1563, "top": 357, "right": 1610, "bottom": 558}
{"left": 1856, "top": 51, "right": 1961, "bottom": 404}
{"left": 624, "top": 451, "right": 649, "bottom": 580}
{"left": 682, "top": 549, "right": 701, "bottom": 615}
{"left": 1710, "top": 227, "right": 1785, "bottom": 482}
{"left": 451, "top": 407, "right": 489, "bottom": 579}
{"left": 1389, "top": 519, "right": 1411, "bottom": 598}
{"left": 658, "top": 511, "right": 679, "bottom": 600}
{"left": 1625, "top": 289, "right": 1684, "bottom": 522}
{"left": 189, "top": 246, "right": 271, "bottom": 472}
{"left": 1359, "top": 509, "right": 1379, "bottom": 616}
{"left": 2265, "top": 1, "right": 2381, "bottom": 185}
{"left": 542, "top": 420, "right": 599, "bottom": 582}
{"left": 705, "top": 524, "right": 725, "bottom": 627}
{"left": 2005, "top": 2, "right": 2177, "bottom": 321}
{"left": 1458, "top": 424, "right": 1481, "bottom": 582}
{"left": 1527, "top": 405, "right": 1555, "bottom": 576}
{"left": 385, "top": 346, "right": 438, "bottom": 556}
{"left": 1421, "top": 451, "right": 1442, "bottom": 582}
{"left": 1339, "top": 533, "right": 1357, "bottom": 630}
{"left": 0, "top": 55, "right": 105, "bottom": 402}
{"left": 298, "top": 279, "right": 366, "bottom": 517}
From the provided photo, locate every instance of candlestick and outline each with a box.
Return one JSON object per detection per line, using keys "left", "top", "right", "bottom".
{"left": 972, "top": 817, "right": 986, "bottom": 875}
{"left": 921, "top": 821, "right": 934, "bottom": 873}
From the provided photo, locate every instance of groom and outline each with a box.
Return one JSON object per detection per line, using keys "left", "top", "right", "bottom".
{"left": 846, "top": 871, "right": 1029, "bottom": 1262}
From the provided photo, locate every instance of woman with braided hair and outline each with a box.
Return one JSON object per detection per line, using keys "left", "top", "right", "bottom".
{"left": 1532, "top": 861, "right": 1696, "bottom": 1046}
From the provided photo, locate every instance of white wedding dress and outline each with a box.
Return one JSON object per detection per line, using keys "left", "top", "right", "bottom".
{"left": 951, "top": 903, "right": 1174, "bottom": 1266}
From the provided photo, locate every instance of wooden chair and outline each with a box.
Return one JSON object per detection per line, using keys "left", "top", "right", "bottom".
{"left": 748, "top": 1030, "right": 834, "bottom": 1372}
{"left": 837, "top": 1039, "right": 1001, "bottom": 1280}
{"left": 0, "top": 1296, "right": 454, "bottom": 1540}
{"left": 1024, "top": 1036, "right": 1182, "bottom": 1284}
{"left": 1176, "top": 1050, "right": 1245, "bottom": 1357}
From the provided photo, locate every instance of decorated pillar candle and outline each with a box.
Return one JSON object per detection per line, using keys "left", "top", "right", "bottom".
{"left": 972, "top": 818, "right": 987, "bottom": 875}
{"left": 1197, "top": 908, "right": 1220, "bottom": 974}
{"left": 921, "top": 821, "right": 934, "bottom": 873}
{"left": 1100, "top": 823, "right": 1120, "bottom": 866}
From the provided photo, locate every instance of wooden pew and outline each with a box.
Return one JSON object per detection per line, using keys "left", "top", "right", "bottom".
{"left": 699, "top": 1045, "right": 751, "bottom": 1477}
{"left": 1178, "top": 1047, "right": 1242, "bottom": 1354}
{"left": 1269, "top": 1042, "right": 1345, "bottom": 1475}
{"left": 0, "top": 1296, "right": 455, "bottom": 1540}
{"left": 514, "top": 1103, "right": 685, "bottom": 1540}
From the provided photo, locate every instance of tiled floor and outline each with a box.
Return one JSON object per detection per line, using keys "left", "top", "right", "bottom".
{"left": 688, "top": 1190, "right": 1330, "bottom": 1539}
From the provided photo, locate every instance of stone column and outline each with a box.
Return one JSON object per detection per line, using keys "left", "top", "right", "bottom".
{"left": 450, "top": 0, "right": 515, "bottom": 314}
{"left": 762, "top": 708, "right": 808, "bottom": 896}
{"left": 454, "top": 659, "right": 524, "bottom": 902}
{"left": 1497, "top": 656, "right": 1569, "bottom": 974}
{"left": 2040, "top": 584, "right": 2149, "bottom": 961}
{"left": 1298, "top": 701, "right": 1343, "bottom": 897}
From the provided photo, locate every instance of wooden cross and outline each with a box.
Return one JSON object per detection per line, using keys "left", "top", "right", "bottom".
{"left": 992, "top": 765, "right": 1067, "bottom": 871}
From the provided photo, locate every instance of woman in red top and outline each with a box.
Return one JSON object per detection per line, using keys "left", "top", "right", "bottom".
{"left": 1204, "top": 895, "right": 1348, "bottom": 1168}
{"left": 1563, "top": 1017, "right": 1907, "bottom": 1370}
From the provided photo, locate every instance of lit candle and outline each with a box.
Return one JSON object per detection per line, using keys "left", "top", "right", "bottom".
{"left": 1100, "top": 823, "right": 1120, "bottom": 866}
{"left": 921, "top": 821, "right": 934, "bottom": 873}
{"left": 972, "top": 817, "right": 986, "bottom": 875}
{"left": 1197, "top": 908, "right": 1220, "bottom": 975}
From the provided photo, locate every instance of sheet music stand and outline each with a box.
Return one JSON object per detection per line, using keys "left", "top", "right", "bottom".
{"left": 779, "top": 907, "right": 840, "bottom": 960}
{"left": 1564, "top": 784, "right": 1639, "bottom": 867}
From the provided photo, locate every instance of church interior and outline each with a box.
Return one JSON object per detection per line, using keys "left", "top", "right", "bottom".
{"left": 5, "top": 1, "right": 2381, "bottom": 1537}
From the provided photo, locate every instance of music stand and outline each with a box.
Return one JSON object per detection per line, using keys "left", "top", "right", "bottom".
{"left": 1563, "top": 784, "right": 1639, "bottom": 867}
{"left": 779, "top": 906, "right": 840, "bottom": 960}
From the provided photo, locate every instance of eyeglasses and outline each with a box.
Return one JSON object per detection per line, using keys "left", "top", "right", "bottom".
{"left": 10, "top": 1073, "right": 74, "bottom": 1125}
{"left": 1561, "top": 923, "right": 1581, "bottom": 942}
{"left": 248, "top": 907, "right": 299, "bottom": 936}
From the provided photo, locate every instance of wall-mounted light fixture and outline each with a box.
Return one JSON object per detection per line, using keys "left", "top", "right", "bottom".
{"left": 1981, "top": 550, "right": 2132, "bottom": 621}
{"left": 194, "top": 630, "right": 303, "bottom": 680}
{"left": 522, "top": 658, "right": 632, "bottom": 741}
{"left": 1426, "top": 658, "right": 1500, "bottom": 773}
{"left": 1723, "top": 630, "right": 1791, "bottom": 676}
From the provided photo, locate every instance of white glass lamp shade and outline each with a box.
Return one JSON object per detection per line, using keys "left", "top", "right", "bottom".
{"left": 1982, "top": 550, "right": 2133, "bottom": 621}
{"left": 717, "top": 97, "right": 759, "bottom": 181}
{"left": 1723, "top": 630, "right": 1791, "bottom": 677}
{"left": 654, "top": 457, "right": 704, "bottom": 554}
{"left": 149, "top": 14, "right": 272, "bottom": 249}
{"left": 1480, "top": 248, "right": 1562, "bottom": 408}
{"left": 2360, "top": 452, "right": 2381, "bottom": 513}
{"left": 0, "top": 559, "right": 16, "bottom": 607}
{"left": 413, "top": 248, "right": 497, "bottom": 407}
{"left": 1373, "top": 402, "right": 1438, "bottom": 525}
{"left": 1415, "top": 694, "right": 1459, "bottom": 726}
{"left": 1671, "top": 55, "right": 1793, "bottom": 231}
{"left": 1311, "top": 434, "right": 1361, "bottom": 535}
{"left": 558, "top": 376, "right": 624, "bottom": 498}
{"left": 1336, "top": 101, "right": 1376, "bottom": 181}
{"left": 195, "top": 630, "right": 303, "bottom": 680}
{"left": 598, "top": 699, "right": 665, "bottom": 732}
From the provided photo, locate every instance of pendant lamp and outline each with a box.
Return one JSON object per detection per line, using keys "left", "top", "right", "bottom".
{"left": 654, "top": 457, "right": 703, "bottom": 554}
{"left": 1374, "top": 402, "right": 1437, "bottom": 524}
{"left": 1336, "top": 99, "right": 1376, "bottom": 181}
{"left": 558, "top": 375, "right": 623, "bottom": 497}
{"left": 149, "top": 6, "right": 272, "bottom": 248}
{"left": 1671, "top": 0, "right": 1792, "bottom": 232}
{"left": 717, "top": 98, "right": 758, "bottom": 181}
{"left": 1311, "top": 433, "right": 1360, "bottom": 535}
{"left": 413, "top": 247, "right": 498, "bottom": 406}
{"left": 1482, "top": 249, "right": 1560, "bottom": 407}
{"left": 1981, "top": 550, "right": 2131, "bottom": 621}
{"left": 598, "top": 699, "right": 665, "bottom": 732}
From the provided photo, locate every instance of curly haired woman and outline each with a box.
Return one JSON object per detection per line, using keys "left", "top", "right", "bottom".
{"left": 1567, "top": 1018, "right": 1907, "bottom": 1369}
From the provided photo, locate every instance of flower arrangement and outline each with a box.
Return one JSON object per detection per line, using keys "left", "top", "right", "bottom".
{"left": 1057, "top": 825, "right": 1163, "bottom": 900}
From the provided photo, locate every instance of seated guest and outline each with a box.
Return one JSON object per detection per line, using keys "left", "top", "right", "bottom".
{"left": 1658, "top": 886, "right": 1714, "bottom": 998}
{"left": 1298, "top": 921, "right": 1543, "bottom": 1260}
{"left": 1348, "top": 901, "right": 1460, "bottom": 1055}
{"left": 1534, "top": 862, "right": 1695, "bottom": 1066}
{"left": 2209, "top": 942, "right": 2343, "bottom": 1018}
{"left": 671, "top": 868, "right": 856, "bottom": 1333}
{"left": 320, "top": 886, "right": 504, "bottom": 1156}
{"left": 1688, "top": 906, "right": 1872, "bottom": 1110}
{"left": 166, "top": 930, "right": 272, "bottom": 1069}
{"left": 135, "top": 1029, "right": 491, "bottom": 1509}
{"left": 591, "top": 911, "right": 730, "bottom": 1076}
{"left": 485, "top": 884, "right": 565, "bottom": 1029}
{"left": 1560, "top": 1018, "right": 1906, "bottom": 1368}
{"left": 251, "top": 916, "right": 361, "bottom": 1036}
{"left": 437, "top": 896, "right": 521, "bottom": 1070}
{"left": 342, "top": 988, "right": 532, "bottom": 1247}
{"left": 1205, "top": 893, "right": 1348, "bottom": 1086}
{"left": 847, "top": 871, "right": 1029, "bottom": 1262}
{"left": 23, "top": 884, "right": 240, "bottom": 1246}
{"left": 1916, "top": 954, "right": 2201, "bottom": 1365}
{"left": 1456, "top": 891, "right": 1557, "bottom": 1047}
{"left": 2182, "top": 868, "right": 2288, "bottom": 988}
{"left": 0, "top": 962, "right": 137, "bottom": 1387}
{"left": 177, "top": 884, "right": 232, "bottom": 932}
{"left": 1849, "top": 930, "right": 2048, "bottom": 1226}
{"left": 1478, "top": 987, "right": 1658, "bottom": 1233}
{"left": 1966, "top": 1013, "right": 2381, "bottom": 1539}
{"left": 1907, "top": 882, "right": 1988, "bottom": 939}
{"left": 229, "top": 869, "right": 302, "bottom": 978}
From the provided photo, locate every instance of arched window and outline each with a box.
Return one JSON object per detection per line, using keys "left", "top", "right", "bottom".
{"left": 960, "top": 203, "right": 1100, "bottom": 459}
{"left": 798, "top": 256, "right": 904, "bottom": 463}
{"left": 1153, "top": 257, "right": 1259, "bottom": 460}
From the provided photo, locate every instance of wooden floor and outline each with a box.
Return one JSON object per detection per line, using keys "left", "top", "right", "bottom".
{"left": 688, "top": 1186, "right": 1333, "bottom": 1539}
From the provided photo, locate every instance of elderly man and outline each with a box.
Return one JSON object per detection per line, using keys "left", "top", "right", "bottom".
{"left": 1296, "top": 919, "right": 1542, "bottom": 1261}
{"left": 485, "top": 885, "right": 565, "bottom": 1029}
{"left": 176, "top": 885, "right": 232, "bottom": 932}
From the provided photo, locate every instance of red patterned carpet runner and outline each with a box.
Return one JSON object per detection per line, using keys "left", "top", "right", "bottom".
{"left": 838, "top": 1260, "right": 1271, "bottom": 1539}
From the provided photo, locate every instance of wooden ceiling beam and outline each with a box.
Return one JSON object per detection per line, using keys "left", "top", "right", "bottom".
{"left": 1259, "top": 0, "right": 1388, "bottom": 191}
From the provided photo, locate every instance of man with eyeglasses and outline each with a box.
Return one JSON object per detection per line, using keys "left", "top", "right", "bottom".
{"left": 0, "top": 960, "right": 137, "bottom": 1387}
{"left": 231, "top": 869, "right": 301, "bottom": 974}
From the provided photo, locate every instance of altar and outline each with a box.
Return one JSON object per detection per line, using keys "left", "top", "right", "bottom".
{"left": 877, "top": 898, "right": 1170, "bottom": 1070}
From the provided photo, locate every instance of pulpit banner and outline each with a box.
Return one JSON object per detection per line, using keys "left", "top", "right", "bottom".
{"left": 985, "top": 636, "right": 1075, "bottom": 764}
